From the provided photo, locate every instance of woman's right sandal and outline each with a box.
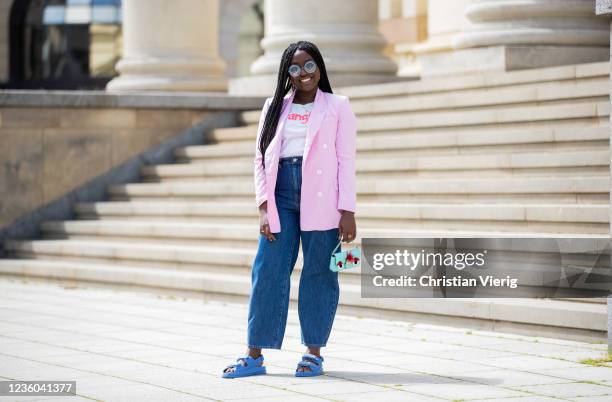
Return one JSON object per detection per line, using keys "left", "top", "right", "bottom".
{"left": 222, "top": 355, "right": 266, "bottom": 378}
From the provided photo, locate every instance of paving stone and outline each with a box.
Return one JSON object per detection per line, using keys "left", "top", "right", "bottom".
{"left": 319, "top": 389, "right": 446, "bottom": 401}
{"left": 514, "top": 382, "right": 612, "bottom": 399}
{"left": 324, "top": 371, "right": 459, "bottom": 387}
{"left": 238, "top": 371, "right": 343, "bottom": 387}
{"left": 281, "top": 379, "right": 387, "bottom": 396}
{"left": 542, "top": 366, "right": 612, "bottom": 383}
{"left": 190, "top": 382, "right": 302, "bottom": 400}
{"left": 448, "top": 368, "right": 574, "bottom": 387}
{"left": 480, "top": 354, "right": 586, "bottom": 371}
{"left": 395, "top": 381, "right": 531, "bottom": 400}
{"left": 4, "top": 397, "right": 92, "bottom": 402}
{"left": 116, "top": 347, "right": 209, "bottom": 365}
{"left": 0, "top": 355, "right": 88, "bottom": 379}
{"left": 475, "top": 397, "right": 563, "bottom": 402}
{"left": 574, "top": 396, "right": 612, "bottom": 402}
{"left": 230, "top": 394, "right": 325, "bottom": 402}
{"left": 59, "top": 340, "right": 155, "bottom": 355}
{"left": 111, "top": 366, "right": 229, "bottom": 390}
{"left": 78, "top": 383, "right": 212, "bottom": 402}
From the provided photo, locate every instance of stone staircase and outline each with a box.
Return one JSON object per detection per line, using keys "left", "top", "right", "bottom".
{"left": 1, "top": 62, "right": 609, "bottom": 341}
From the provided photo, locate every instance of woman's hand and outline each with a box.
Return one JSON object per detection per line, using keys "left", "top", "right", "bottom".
{"left": 259, "top": 201, "right": 276, "bottom": 241}
{"left": 338, "top": 210, "right": 356, "bottom": 243}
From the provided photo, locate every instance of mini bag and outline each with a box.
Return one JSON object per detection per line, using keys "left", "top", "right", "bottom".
{"left": 329, "top": 241, "right": 361, "bottom": 272}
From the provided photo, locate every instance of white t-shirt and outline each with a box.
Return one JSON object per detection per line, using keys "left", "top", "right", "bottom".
{"left": 280, "top": 102, "right": 314, "bottom": 158}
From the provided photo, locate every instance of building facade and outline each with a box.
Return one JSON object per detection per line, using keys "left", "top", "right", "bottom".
{"left": 1, "top": 0, "right": 608, "bottom": 92}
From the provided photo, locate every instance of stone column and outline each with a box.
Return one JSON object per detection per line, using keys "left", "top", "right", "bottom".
{"left": 229, "top": 0, "right": 398, "bottom": 95}
{"left": 378, "top": 0, "right": 429, "bottom": 77}
{"left": 396, "top": 0, "right": 470, "bottom": 77}
{"left": 422, "top": 0, "right": 610, "bottom": 77}
{"left": 0, "top": 0, "right": 12, "bottom": 83}
{"left": 219, "top": 0, "right": 261, "bottom": 79}
{"left": 106, "top": 0, "right": 227, "bottom": 92}
{"left": 595, "top": 0, "right": 612, "bottom": 355}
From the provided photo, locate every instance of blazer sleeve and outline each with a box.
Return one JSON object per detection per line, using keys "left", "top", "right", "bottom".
{"left": 254, "top": 97, "right": 272, "bottom": 209}
{"left": 335, "top": 96, "right": 357, "bottom": 213}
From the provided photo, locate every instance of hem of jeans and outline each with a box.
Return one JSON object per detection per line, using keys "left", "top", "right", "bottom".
{"left": 248, "top": 344, "right": 282, "bottom": 350}
{"left": 301, "top": 342, "right": 327, "bottom": 348}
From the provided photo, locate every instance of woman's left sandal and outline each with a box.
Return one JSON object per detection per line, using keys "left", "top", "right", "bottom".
{"left": 222, "top": 355, "right": 266, "bottom": 378}
{"left": 295, "top": 353, "right": 324, "bottom": 377}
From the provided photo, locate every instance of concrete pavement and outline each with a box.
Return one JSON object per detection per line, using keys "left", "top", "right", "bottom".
{"left": 0, "top": 278, "right": 611, "bottom": 401}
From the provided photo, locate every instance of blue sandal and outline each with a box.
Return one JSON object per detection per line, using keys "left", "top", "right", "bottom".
{"left": 295, "top": 353, "right": 324, "bottom": 377}
{"left": 222, "top": 355, "right": 266, "bottom": 378}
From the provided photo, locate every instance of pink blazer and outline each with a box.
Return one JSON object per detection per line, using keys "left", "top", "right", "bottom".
{"left": 253, "top": 87, "right": 357, "bottom": 233}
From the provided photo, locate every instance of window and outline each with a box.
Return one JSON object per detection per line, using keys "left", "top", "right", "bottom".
{"left": 8, "top": 0, "right": 122, "bottom": 89}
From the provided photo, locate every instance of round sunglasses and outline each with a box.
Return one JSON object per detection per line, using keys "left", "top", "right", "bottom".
{"left": 288, "top": 60, "right": 317, "bottom": 77}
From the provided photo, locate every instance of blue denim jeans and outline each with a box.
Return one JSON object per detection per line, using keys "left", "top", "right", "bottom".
{"left": 247, "top": 155, "right": 340, "bottom": 349}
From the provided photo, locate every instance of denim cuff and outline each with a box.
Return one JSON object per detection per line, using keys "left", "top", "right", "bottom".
{"left": 248, "top": 344, "right": 282, "bottom": 350}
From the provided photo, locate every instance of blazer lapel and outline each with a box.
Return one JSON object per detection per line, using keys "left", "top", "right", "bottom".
{"left": 265, "top": 87, "right": 326, "bottom": 164}
{"left": 303, "top": 88, "right": 326, "bottom": 163}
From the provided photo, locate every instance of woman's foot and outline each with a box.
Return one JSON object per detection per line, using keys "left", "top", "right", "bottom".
{"left": 222, "top": 348, "right": 264, "bottom": 377}
{"left": 296, "top": 347, "right": 322, "bottom": 374}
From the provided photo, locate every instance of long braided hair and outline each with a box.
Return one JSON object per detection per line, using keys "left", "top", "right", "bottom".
{"left": 258, "top": 41, "right": 333, "bottom": 169}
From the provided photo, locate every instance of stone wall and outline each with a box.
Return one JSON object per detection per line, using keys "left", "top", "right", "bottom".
{"left": 0, "top": 91, "right": 264, "bottom": 232}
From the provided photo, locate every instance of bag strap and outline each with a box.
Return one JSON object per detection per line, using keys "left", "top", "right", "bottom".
{"left": 331, "top": 241, "right": 343, "bottom": 257}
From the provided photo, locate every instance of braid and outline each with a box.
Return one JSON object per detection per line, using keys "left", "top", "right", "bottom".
{"left": 258, "top": 41, "right": 333, "bottom": 169}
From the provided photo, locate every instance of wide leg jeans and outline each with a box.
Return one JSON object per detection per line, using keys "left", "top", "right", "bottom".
{"left": 247, "top": 155, "right": 340, "bottom": 349}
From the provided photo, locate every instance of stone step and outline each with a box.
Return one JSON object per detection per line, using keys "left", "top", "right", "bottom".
{"left": 74, "top": 200, "right": 608, "bottom": 222}
{"left": 27, "top": 236, "right": 612, "bottom": 280}
{"left": 0, "top": 258, "right": 606, "bottom": 334}
{"left": 337, "top": 62, "right": 609, "bottom": 100}
{"left": 246, "top": 79, "right": 607, "bottom": 124}
{"left": 238, "top": 64, "right": 609, "bottom": 125}
{"left": 3, "top": 239, "right": 261, "bottom": 274}
{"left": 357, "top": 101, "right": 609, "bottom": 133}
{"left": 144, "top": 149, "right": 609, "bottom": 182}
{"left": 186, "top": 126, "right": 609, "bottom": 160}
{"left": 4, "top": 236, "right": 608, "bottom": 292}
{"left": 1, "top": 239, "right": 352, "bottom": 287}
{"left": 107, "top": 176, "right": 607, "bottom": 200}
{"left": 238, "top": 100, "right": 608, "bottom": 133}
{"left": 148, "top": 167, "right": 608, "bottom": 182}
{"left": 208, "top": 125, "right": 256, "bottom": 143}
{"left": 40, "top": 206, "right": 610, "bottom": 246}
{"left": 106, "top": 194, "right": 608, "bottom": 206}
{"left": 347, "top": 77, "right": 610, "bottom": 115}
{"left": 70, "top": 201, "right": 608, "bottom": 234}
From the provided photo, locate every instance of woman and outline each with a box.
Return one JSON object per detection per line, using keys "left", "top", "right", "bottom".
{"left": 222, "top": 41, "right": 357, "bottom": 378}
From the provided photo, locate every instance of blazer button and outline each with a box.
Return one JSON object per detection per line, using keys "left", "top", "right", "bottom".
{"left": 316, "top": 169, "right": 322, "bottom": 175}
{"left": 322, "top": 143, "right": 328, "bottom": 149}
{"left": 317, "top": 192, "right": 323, "bottom": 197}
